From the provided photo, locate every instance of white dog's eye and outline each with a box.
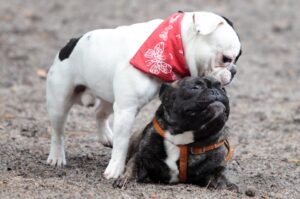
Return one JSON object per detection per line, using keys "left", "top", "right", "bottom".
{"left": 222, "top": 55, "right": 232, "bottom": 63}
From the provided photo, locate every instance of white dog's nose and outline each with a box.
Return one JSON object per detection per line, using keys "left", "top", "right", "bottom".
{"left": 214, "top": 69, "right": 232, "bottom": 86}
{"left": 229, "top": 64, "right": 237, "bottom": 77}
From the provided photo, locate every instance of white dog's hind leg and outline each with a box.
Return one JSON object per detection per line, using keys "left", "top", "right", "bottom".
{"left": 95, "top": 100, "right": 113, "bottom": 147}
{"left": 47, "top": 109, "right": 70, "bottom": 166}
{"left": 46, "top": 62, "right": 74, "bottom": 166}
{"left": 104, "top": 103, "right": 138, "bottom": 179}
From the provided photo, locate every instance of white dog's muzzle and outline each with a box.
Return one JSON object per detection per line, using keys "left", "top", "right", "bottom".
{"left": 213, "top": 63, "right": 237, "bottom": 86}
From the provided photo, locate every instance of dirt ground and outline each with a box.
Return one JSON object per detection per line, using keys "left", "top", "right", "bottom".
{"left": 0, "top": 0, "right": 299, "bottom": 198}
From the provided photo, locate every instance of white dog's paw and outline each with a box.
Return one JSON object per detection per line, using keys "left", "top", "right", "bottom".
{"left": 103, "top": 159, "right": 125, "bottom": 179}
{"left": 47, "top": 147, "right": 66, "bottom": 166}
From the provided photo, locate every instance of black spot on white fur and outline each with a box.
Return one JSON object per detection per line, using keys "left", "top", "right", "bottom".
{"left": 221, "top": 16, "right": 234, "bottom": 28}
{"left": 58, "top": 37, "right": 81, "bottom": 61}
{"left": 235, "top": 49, "right": 242, "bottom": 63}
{"left": 220, "top": 15, "right": 242, "bottom": 63}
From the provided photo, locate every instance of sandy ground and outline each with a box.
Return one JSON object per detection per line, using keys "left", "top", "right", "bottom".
{"left": 0, "top": 0, "right": 300, "bottom": 198}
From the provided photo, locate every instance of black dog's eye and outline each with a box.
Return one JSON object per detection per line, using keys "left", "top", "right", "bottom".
{"left": 222, "top": 55, "right": 232, "bottom": 63}
{"left": 191, "top": 85, "right": 200, "bottom": 90}
{"left": 185, "top": 109, "right": 197, "bottom": 116}
{"left": 191, "top": 80, "right": 204, "bottom": 90}
{"left": 183, "top": 108, "right": 196, "bottom": 116}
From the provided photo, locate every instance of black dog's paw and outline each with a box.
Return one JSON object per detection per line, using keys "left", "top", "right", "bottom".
{"left": 208, "top": 174, "right": 239, "bottom": 192}
{"left": 225, "top": 181, "right": 239, "bottom": 192}
{"left": 113, "top": 175, "right": 131, "bottom": 189}
{"left": 113, "top": 155, "right": 137, "bottom": 189}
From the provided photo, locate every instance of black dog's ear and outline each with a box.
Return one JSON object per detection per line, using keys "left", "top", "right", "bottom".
{"left": 159, "top": 83, "right": 173, "bottom": 99}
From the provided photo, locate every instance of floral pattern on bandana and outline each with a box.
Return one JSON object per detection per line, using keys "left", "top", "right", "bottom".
{"left": 130, "top": 12, "right": 190, "bottom": 82}
{"left": 144, "top": 42, "right": 172, "bottom": 75}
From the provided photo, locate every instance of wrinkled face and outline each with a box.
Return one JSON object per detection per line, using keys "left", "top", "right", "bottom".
{"left": 208, "top": 28, "right": 242, "bottom": 86}
{"left": 159, "top": 76, "right": 229, "bottom": 134}
{"left": 190, "top": 13, "right": 242, "bottom": 86}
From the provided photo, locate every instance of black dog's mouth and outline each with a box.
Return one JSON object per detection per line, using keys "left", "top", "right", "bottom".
{"left": 184, "top": 92, "right": 228, "bottom": 116}
{"left": 188, "top": 101, "right": 228, "bottom": 139}
{"left": 204, "top": 101, "right": 227, "bottom": 120}
{"left": 192, "top": 101, "right": 227, "bottom": 119}
{"left": 177, "top": 100, "right": 228, "bottom": 133}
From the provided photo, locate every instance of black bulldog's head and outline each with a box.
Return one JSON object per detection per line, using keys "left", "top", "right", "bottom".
{"left": 158, "top": 76, "right": 229, "bottom": 139}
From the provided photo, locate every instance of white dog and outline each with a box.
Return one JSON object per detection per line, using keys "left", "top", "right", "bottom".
{"left": 46, "top": 11, "right": 241, "bottom": 179}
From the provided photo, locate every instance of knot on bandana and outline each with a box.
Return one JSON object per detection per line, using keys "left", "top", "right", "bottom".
{"left": 130, "top": 12, "right": 190, "bottom": 82}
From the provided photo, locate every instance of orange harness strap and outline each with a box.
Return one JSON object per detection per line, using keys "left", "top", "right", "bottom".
{"left": 152, "top": 118, "right": 234, "bottom": 182}
{"left": 179, "top": 146, "right": 188, "bottom": 182}
{"left": 153, "top": 118, "right": 166, "bottom": 137}
{"left": 224, "top": 139, "right": 234, "bottom": 161}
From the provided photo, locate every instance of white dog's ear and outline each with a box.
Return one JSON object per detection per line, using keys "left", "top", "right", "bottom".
{"left": 193, "top": 13, "right": 224, "bottom": 35}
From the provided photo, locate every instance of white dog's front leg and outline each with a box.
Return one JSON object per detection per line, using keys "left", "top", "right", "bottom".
{"left": 104, "top": 104, "right": 138, "bottom": 179}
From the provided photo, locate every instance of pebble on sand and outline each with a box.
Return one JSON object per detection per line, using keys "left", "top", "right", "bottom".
{"left": 245, "top": 186, "right": 256, "bottom": 197}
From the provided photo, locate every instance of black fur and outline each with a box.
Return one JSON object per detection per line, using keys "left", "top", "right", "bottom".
{"left": 235, "top": 49, "right": 242, "bottom": 63}
{"left": 221, "top": 15, "right": 234, "bottom": 28}
{"left": 157, "top": 77, "right": 229, "bottom": 133}
{"left": 135, "top": 77, "right": 235, "bottom": 188}
{"left": 221, "top": 15, "right": 242, "bottom": 64}
{"left": 136, "top": 124, "right": 171, "bottom": 183}
{"left": 74, "top": 85, "right": 86, "bottom": 93}
{"left": 58, "top": 37, "right": 81, "bottom": 61}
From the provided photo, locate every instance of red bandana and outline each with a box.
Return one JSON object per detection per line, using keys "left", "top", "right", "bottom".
{"left": 130, "top": 12, "right": 190, "bottom": 82}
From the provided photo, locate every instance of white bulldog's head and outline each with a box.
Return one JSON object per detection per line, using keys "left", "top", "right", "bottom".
{"left": 182, "top": 12, "right": 242, "bottom": 86}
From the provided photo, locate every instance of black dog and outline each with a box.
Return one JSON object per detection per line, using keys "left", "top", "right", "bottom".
{"left": 114, "top": 76, "right": 236, "bottom": 190}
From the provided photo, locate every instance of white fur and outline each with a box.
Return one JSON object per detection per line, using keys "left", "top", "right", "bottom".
{"left": 165, "top": 130, "right": 194, "bottom": 145}
{"left": 193, "top": 12, "right": 224, "bottom": 35}
{"left": 80, "top": 90, "right": 96, "bottom": 106}
{"left": 163, "top": 139, "right": 180, "bottom": 183}
{"left": 163, "top": 130, "right": 194, "bottom": 183}
{"left": 46, "top": 11, "right": 241, "bottom": 179}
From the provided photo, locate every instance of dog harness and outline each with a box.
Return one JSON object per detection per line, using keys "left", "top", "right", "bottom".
{"left": 152, "top": 118, "right": 234, "bottom": 182}
{"left": 130, "top": 12, "right": 190, "bottom": 81}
